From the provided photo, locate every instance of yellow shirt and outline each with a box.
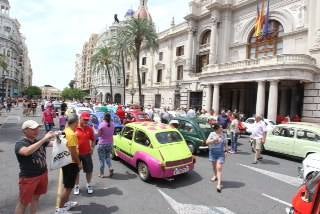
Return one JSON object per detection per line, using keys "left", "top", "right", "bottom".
{"left": 65, "top": 127, "right": 78, "bottom": 148}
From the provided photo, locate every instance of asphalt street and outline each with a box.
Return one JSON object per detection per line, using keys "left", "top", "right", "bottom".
{"left": 0, "top": 107, "right": 303, "bottom": 214}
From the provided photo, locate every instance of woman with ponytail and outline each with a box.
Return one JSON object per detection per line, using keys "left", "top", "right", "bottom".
{"left": 97, "top": 113, "right": 115, "bottom": 178}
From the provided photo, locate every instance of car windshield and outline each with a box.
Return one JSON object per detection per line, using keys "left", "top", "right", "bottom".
{"left": 197, "top": 120, "right": 212, "bottom": 129}
{"left": 156, "top": 131, "right": 183, "bottom": 144}
{"left": 113, "top": 114, "right": 121, "bottom": 124}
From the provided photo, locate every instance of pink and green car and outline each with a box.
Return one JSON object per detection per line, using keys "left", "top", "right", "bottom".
{"left": 113, "top": 122, "right": 195, "bottom": 181}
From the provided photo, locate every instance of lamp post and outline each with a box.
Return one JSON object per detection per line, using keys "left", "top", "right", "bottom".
{"left": 129, "top": 88, "right": 136, "bottom": 104}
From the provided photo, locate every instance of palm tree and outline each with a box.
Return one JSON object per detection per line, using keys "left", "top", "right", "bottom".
{"left": 91, "top": 47, "right": 118, "bottom": 103}
{"left": 109, "top": 28, "right": 135, "bottom": 105}
{"left": 121, "top": 18, "right": 158, "bottom": 107}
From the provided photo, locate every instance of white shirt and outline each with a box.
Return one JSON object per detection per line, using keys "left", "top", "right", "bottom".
{"left": 187, "top": 109, "right": 196, "bottom": 118}
{"left": 251, "top": 120, "right": 267, "bottom": 139}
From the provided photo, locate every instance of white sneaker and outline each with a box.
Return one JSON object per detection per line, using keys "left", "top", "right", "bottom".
{"left": 55, "top": 208, "right": 71, "bottom": 214}
{"left": 64, "top": 201, "right": 78, "bottom": 211}
{"left": 73, "top": 185, "right": 80, "bottom": 195}
{"left": 87, "top": 185, "right": 93, "bottom": 194}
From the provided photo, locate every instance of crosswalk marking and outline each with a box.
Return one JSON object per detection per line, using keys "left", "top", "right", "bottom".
{"left": 158, "top": 189, "right": 235, "bottom": 214}
{"left": 262, "top": 193, "right": 292, "bottom": 207}
{"left": 239, "top": 164, "right": 303, "bottom": 187}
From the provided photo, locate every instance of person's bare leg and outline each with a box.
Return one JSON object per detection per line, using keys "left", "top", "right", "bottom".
{"left": 14, "top": 201, "right": 27, "bottom": 214}
{"left": 211, "top": 162, "right": 217, "bottom": 180}
{"left": 30, "top": 195, "right": 40, "bottom": 214}
{"left": 216, "top": 163, "right": 223, "bottom": 189}
{"left": 59, "top": 188, "right": 72, "bottom": 208}
{"left": 86, "top": 172, "right": 92, "bottom": 184}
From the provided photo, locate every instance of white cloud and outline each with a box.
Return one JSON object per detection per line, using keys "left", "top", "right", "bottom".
{"left": 9, "top": 0, "right": 189, "bottom": 89}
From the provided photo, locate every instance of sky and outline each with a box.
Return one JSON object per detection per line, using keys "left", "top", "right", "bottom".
{"left": 10, "top": 0, "right": 189, "bottom": 90}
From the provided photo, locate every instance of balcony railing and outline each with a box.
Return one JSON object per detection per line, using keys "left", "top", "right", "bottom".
{"left": 202, "top": 54, "right": 317, "bottom": 73}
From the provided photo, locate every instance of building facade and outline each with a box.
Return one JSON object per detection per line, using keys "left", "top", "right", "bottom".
{"left": 126, "top": 0, "right": 320, "bottom": 122}
{"left": 41, "top": 85, "right": 61, "bottom": 100}
{"left": 0, "top": 0, "right": 32, "bottom": 98}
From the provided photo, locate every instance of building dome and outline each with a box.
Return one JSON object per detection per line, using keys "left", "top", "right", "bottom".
{"left": 134, "top": 0, "right": 152, "bottom": 21}
{"left": 125, "top": 9, "right": 135, "bottom": 18}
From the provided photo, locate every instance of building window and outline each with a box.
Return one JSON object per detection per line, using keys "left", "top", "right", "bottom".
{"left": 125, "top": 75, "right": 129, "bottom": 86}
{"left": 142, "top": 72, "right": 146, "bottom": 85}
{"left": 142, "top": 57, "right": 147, "bottom": 65}
{"left": 159, "top": 52, "right": 163, "bottom": 61}
{"left": 200, "top": 30, "right": 211, "bottom": 46}
{"left": 176, "top": 46, "right": 184, "bottom": 56}
{"left": 177, "top": 65, "right": 183, "bottom": 80}
{"left": 247, "top": 20, "right": 284, "bottom": 59}
{"left": 117, "top": 78, "right": 121, "bottom": 85}
{"left": 157, "top": 69, "right": 162, "bottom": 83}
{"left": 196, "top": 54, "right": 209, "bottom": 73}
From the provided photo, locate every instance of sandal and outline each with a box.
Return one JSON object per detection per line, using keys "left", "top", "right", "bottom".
{"left": 210, "top": 177, "right": 217, "bottom": 182}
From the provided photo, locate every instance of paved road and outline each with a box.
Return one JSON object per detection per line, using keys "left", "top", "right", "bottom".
{"left": 0, "top": 107, "right": 302, "bottom": 214}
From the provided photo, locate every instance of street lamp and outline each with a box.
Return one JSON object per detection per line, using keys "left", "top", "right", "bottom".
{"left": 129, "top": 88, "right": 136, "bottom": 104}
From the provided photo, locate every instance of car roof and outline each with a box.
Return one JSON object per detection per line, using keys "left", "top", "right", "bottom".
{"left": 126, "top": 122, "right": 175, "bottom": 133}
{"left": 276, "top": 123, "right": 320, "bottom": 132}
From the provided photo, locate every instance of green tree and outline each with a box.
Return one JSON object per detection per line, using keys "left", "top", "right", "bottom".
{"left": 92, "top": 46, "right": 119, "bottom": 103}
{"left": 121, "top": 18, "right": 158, "bottom": 107}
{"left": 61, "top": 88, "right": 87, "bottom": 100}
{"left": 24, "top": 86, "right": 41, "bottom": 98}
{"left": 109, "top": 27, "right": 135, "bottom": 105}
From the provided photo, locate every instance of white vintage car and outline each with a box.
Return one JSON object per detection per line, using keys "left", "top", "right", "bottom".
{"left": 299, "top": 153, "right": 320, "bottom": 180}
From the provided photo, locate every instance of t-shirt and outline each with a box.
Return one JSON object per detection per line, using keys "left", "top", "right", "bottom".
{"left": 76, "top": 126, "right": 94, "bottom": 155}
{"left": 251, "top": 121, "right": 267, "bottom": 139}
{"left": 230, "top": 119, "right": 240, "bottom": 133}
{"left": 98, "top": 121, "right": 115, "bottom": 144}
{"left": 15, "top": 138, "right": 48, "bottom": 178}
{"left": 59, "top": 116, "right": 67, "bottom": 126}
{"left": 217, "top": 115, "right": 230, "bottom": 129}
{"left": 206, "top": 132, "right": 226, "bottom": 152}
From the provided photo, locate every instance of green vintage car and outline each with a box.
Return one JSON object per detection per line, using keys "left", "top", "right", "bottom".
{"left": 171, "top": 117, "right": 212, "bottom": 154}
{"left": 265, "top": 123, "right": 320, "bottom": 158}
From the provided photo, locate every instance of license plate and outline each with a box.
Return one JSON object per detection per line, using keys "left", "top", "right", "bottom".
{"left": 173, "top": 166, "right": 189, "bottom": 175}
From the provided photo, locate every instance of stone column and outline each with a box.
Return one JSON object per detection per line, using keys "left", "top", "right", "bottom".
{"left": 212, "top": 84, "right": 220, "bottom": 113}
{"left": 186, "top": 23, "right": 196, "bottom": 71}
{"left": 209, "top": 11, "right": 220, "bottom": 64}
{"left": 256, "top": 81, "right": 266, "bottom": 117}
{"left": 267, "top": 81, "right": 279, "bottom": 122}
{"left": 205, "top": 85, "right": 213, "bottom": 112}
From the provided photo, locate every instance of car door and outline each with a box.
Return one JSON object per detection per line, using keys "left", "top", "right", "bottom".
{"left": 177, "top": 120, "right": 201, "bottom": 148}
{"left": 294, "top": 129, "right": 320, "bottom": 158}
{"left": 116, "top": 126, "right": 134, "bottom": 159}
{"left": 266, "top": 126, "right": 295, "bottom": 154}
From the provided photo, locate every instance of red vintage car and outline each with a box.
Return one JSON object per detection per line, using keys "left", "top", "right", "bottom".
{"left": 124, "top": 110, "right": 152, "bottom": 124}
{"left": 287, "top": 172, "right": 320, "bottom": 214}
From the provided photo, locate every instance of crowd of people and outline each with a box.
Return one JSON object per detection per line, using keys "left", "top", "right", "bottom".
{"left": 12, "top": 98, "right": 288, "bottom": 213}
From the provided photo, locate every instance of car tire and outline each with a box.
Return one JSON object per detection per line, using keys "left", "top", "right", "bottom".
{"left": 137, "top": 161, "right": 151, "bottom": 182}
{"left": 187, "top": 142, "right": 196, "bottom": 154}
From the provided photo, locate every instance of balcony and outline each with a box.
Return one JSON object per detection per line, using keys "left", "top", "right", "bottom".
{"left": 200, "top": 54, "right": 320, "bottom": 83}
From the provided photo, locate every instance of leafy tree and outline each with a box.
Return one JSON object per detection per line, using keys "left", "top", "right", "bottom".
{"left": 92, "top": 47, "right": 119, "bottom": 103}
{"left": 68, "top": 80, "right": 76, "bottom": 89}
{"left": 24, "top": 86, "right": 41, "bottom": 98}
{"left": 121, "top": 18, "right": 158, "bottom": 107}
{"left": 109, "top": 27, "right": 135, "bottom": 105}
{"left": 61, "top": 87, "right": 87, "bottom": 100}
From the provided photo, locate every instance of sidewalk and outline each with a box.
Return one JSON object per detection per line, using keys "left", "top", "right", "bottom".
{"left": 0, "top": 106, "right": 43, "bottom": 126}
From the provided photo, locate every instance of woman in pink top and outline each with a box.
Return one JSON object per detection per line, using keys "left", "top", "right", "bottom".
{"left": 97, "top": 113, "right": 115, "bottom": 178}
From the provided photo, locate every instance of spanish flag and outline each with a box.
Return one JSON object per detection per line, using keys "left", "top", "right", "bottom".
{"left": 254, "top": 0, "right": 266, "bottom": 37}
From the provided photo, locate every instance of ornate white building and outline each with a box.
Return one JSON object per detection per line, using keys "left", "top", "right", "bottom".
{"left": 0, "top": 0, "right": 32, "bottom": 98}
{"left": 126, "top": 0, "right": 320, "bottom": 122}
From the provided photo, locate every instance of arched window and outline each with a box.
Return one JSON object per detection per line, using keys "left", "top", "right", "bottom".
{"left": 200, "top": 30, "right": 211, "bottom": 46}
{"left": 105, "top": 93, "right": 112, "bottom": 103}
{"left": 247, "top": 20, "right": 284, "bottom": 59}
{"left": 114, "top": 94, "right": 121, "bottom": 104}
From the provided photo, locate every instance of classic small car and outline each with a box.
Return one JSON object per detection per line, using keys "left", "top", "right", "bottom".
{"left": 124, "top": 110, "right": 152, "bottom": 124}
{"left": 170, "top": 117, "right": 212, "bottom": 154}
{"left": 298, "top": 153, "right": 320, "bottom": 181}
{"left": 89, "top": 112, "right": 123, "bottom": 134}
{"left": 264, "top": 123, "right": 320, "bottom": 158}
{"left": 113, "top": 122, "right": 195, "bottom": 181}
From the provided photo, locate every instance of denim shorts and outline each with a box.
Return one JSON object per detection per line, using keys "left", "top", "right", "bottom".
{"left": 209, "top": 149, "right": 225, "bottom": 164}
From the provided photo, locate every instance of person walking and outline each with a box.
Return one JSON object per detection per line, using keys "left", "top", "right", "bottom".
{"left": 230, "top": 113, "right": 240, "bottom": 154}
{"left": 42, "top": 105, "right": 56, "bottom": 132}
{"left": 14, "top": 120, "right": 57, "bottom": 214}
{"left": 56, "top": 115, "right": 81, "bottom": 214}
{"left": 59, "top": 112, "right": 67, "bottom": 131}
{"left": 74, "top": 112, "right": 95, "bottom": 195}
{"left": 206, "top": 124, "right": 228, "bottom": 193}
{"left": 97, "top": 113, "right": 115, "bottom": 178}
{"left": 31, "top": 100, "right": 37, "bottom": 116}
{"left": 250, "top": 115, "right": 267, "bottom": 164}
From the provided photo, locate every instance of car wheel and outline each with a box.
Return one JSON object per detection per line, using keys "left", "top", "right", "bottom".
{"left": 137, "top": 161, "right": 150, "bottom": 182}
{"left": 187, "top": 143, "right": 196, "bottom": 154}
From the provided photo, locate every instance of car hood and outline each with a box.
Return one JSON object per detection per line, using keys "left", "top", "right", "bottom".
{"left": 158, "top": 143, "right": 192, "bottom": 162}
{"left": 303, "top": 153, "right": 320, "bottom": 166}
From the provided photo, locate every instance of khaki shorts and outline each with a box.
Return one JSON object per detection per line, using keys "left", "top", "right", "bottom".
{"left": 253, "top": 139, "right": 263, "bottom": 150}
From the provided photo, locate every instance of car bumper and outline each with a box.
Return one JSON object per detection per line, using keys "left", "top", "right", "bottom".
{"left": 198, "top": 145, "right": 209, "bottom": 150}
{"left": 151, "top": 162, "right": 195, "bottom": 179}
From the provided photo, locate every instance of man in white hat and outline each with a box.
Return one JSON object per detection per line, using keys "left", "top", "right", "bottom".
{"left": 14, "top": 120, "right": 57, "bottom": 214}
